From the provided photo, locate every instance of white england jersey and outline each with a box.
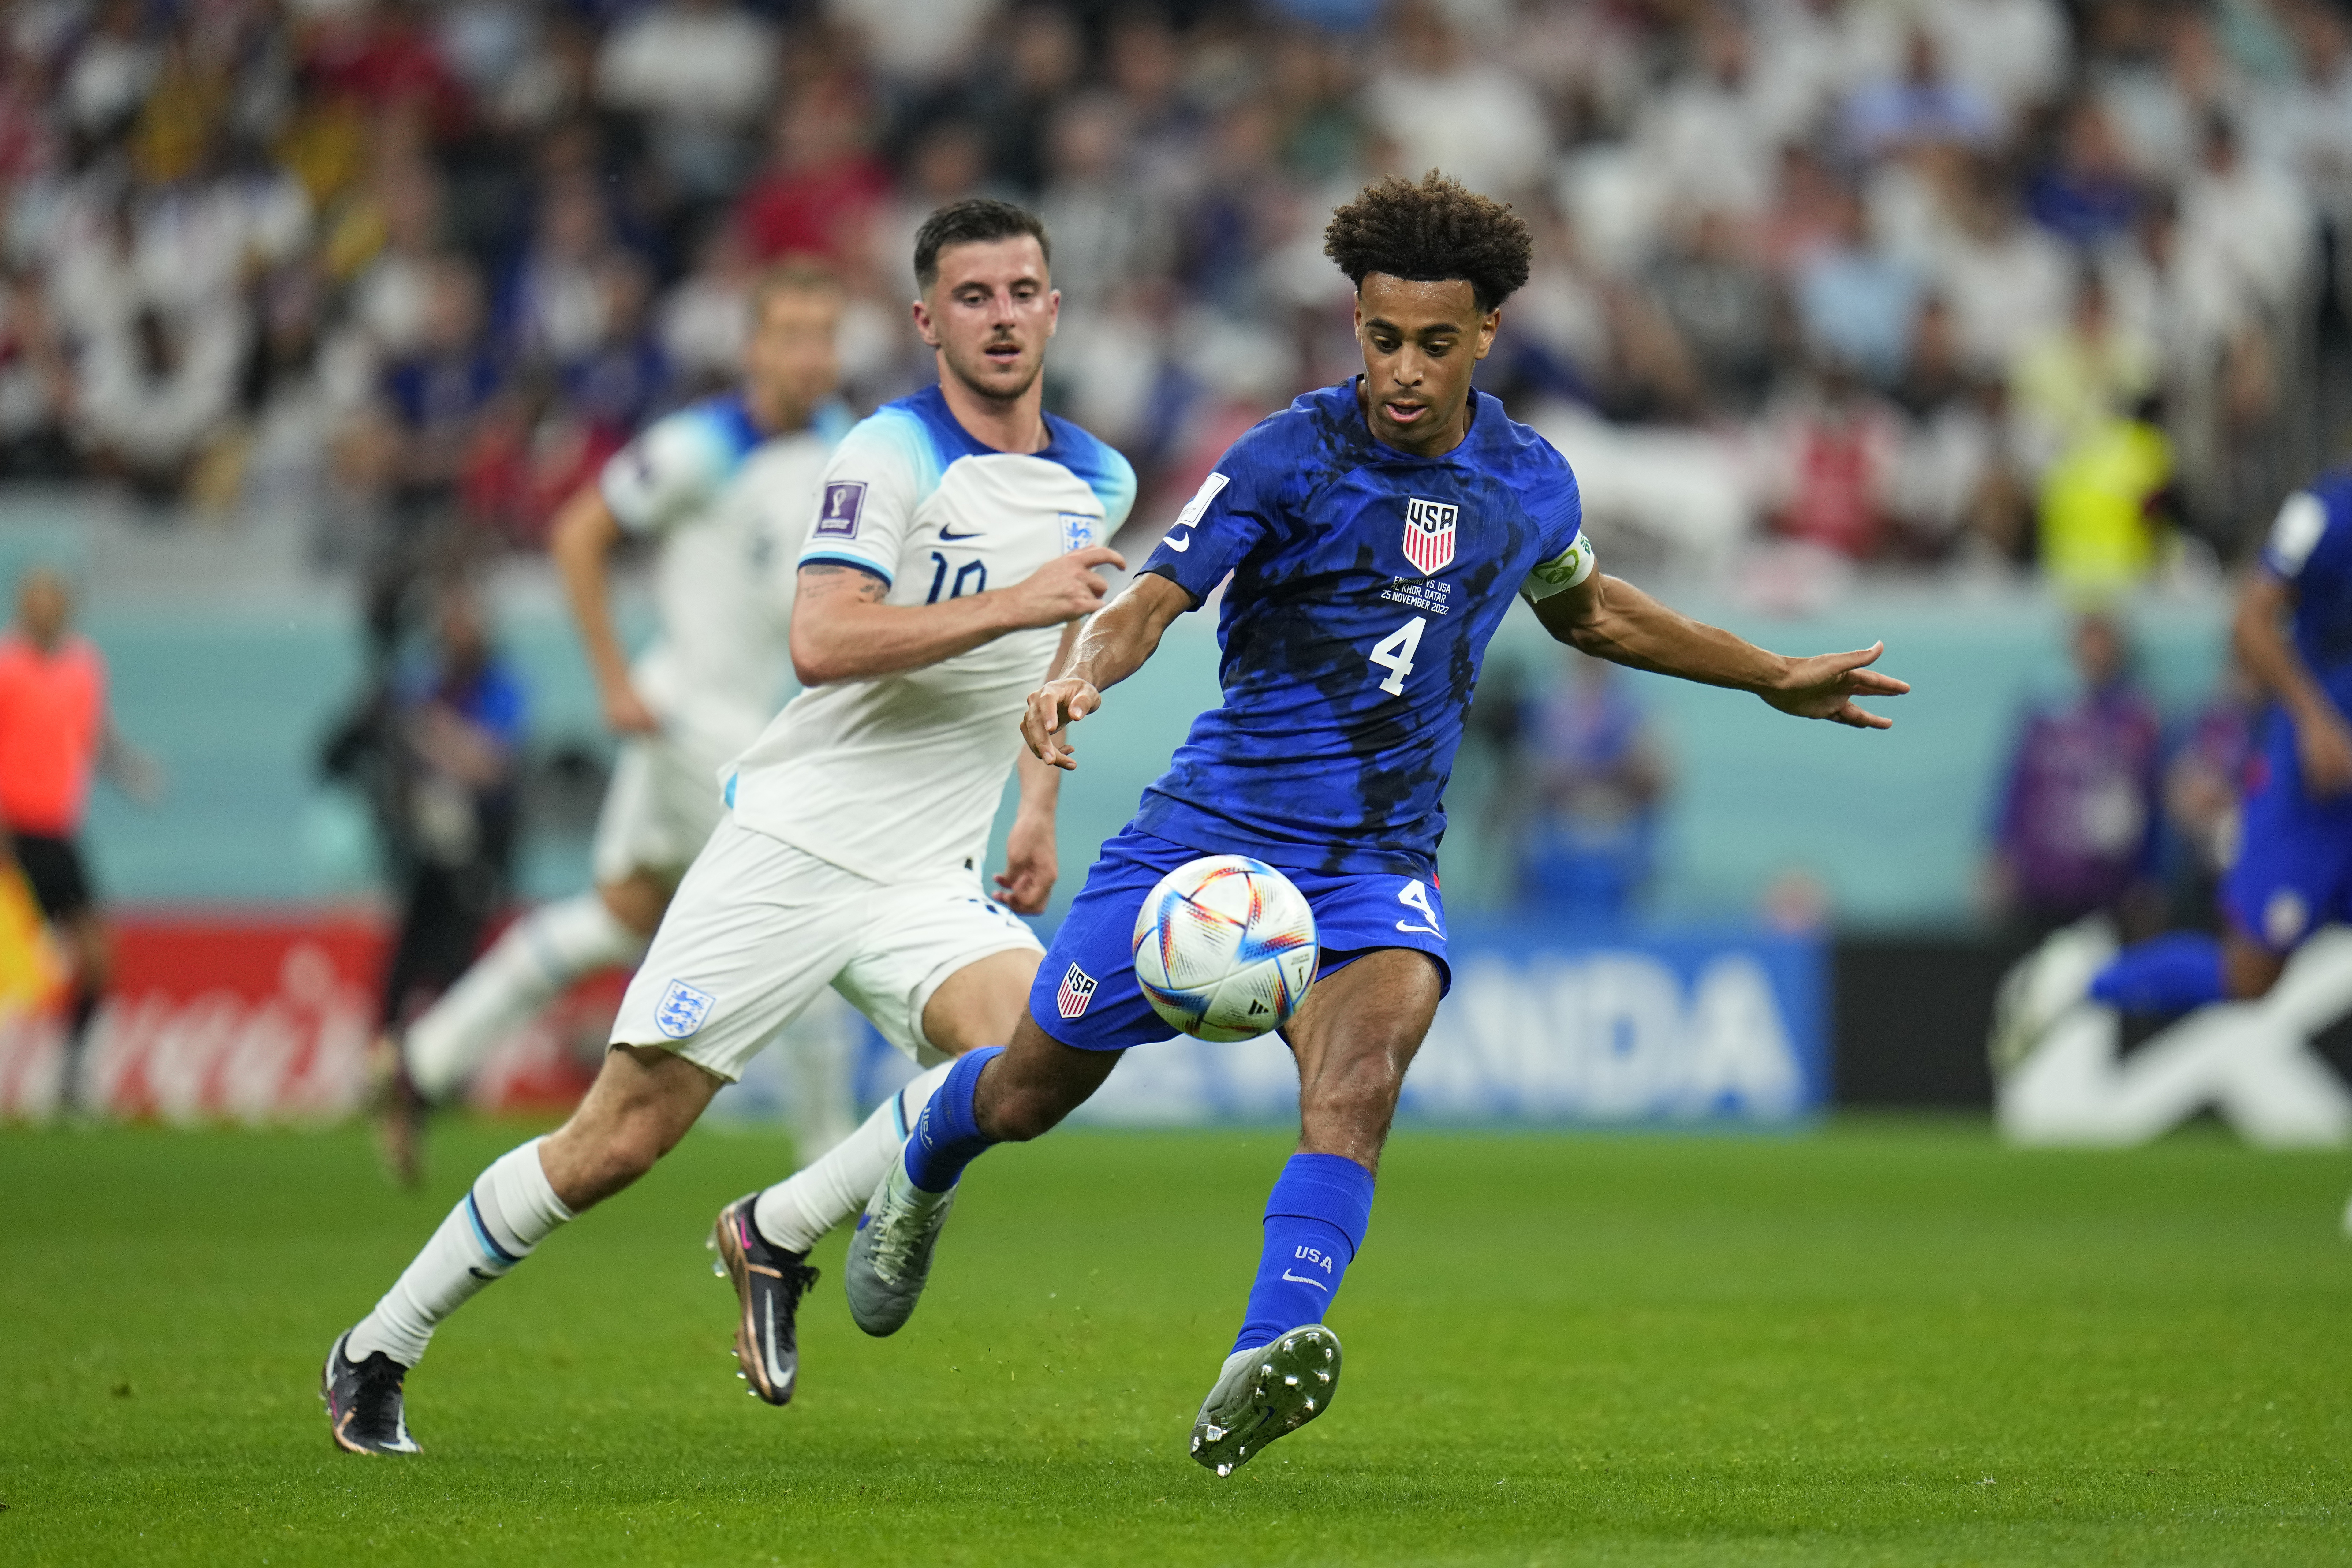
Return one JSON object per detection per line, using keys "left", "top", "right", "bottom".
{"left": 599, "top": 394, "right": 853, "bottom": 756}
{"left": 723, "top": 385, "right": 1137, "bottom": 883}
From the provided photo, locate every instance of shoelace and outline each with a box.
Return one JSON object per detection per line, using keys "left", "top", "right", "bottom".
{"left": 349, "top": 1354, "right": 406, "bottom": 1437}
{"left": 869, "top": 1185, "right": 939, "bottom": 1282}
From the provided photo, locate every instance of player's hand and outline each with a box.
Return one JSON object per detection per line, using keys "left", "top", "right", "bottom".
{"left": 1761, "top": 642, "right": 1909, "bottom": 729}
{"left": 2298, "top": 712, "right": 2352, "bottom": 797}
{"left": 600, "top": 680, "right": 660, "bottom": 736}
{"left": 1005, "top": 547, "right": 1127, "bottom": 629}
{"left": 1023, "top": 676, "right": 1102, "bottom": 770}
{"left": 994, "top": 809, "right": 1058, "bottom": 913}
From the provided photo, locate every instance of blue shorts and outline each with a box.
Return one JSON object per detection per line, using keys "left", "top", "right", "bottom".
{"left": 2223, "top": 715, "right": 2352, "bottom": 951}
{"left": 1028, "top": 827, "right": 1451, "bottom": 1052}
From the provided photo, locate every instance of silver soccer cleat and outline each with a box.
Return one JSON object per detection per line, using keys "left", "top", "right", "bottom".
{"left": 1189, "top": 1323, "right": 1342, "bottom": 1476}
{"left": 842, "top": 1156, "right": 958, "bottom": 1337}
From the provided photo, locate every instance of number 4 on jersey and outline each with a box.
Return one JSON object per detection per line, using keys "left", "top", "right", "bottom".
{"left": 1370, "top": 615, "right": 1427, "bottom": 696}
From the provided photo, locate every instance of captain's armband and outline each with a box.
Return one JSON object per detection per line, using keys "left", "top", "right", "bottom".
{"left": 1519, "top": 535, "right": 1596, "bottom": 605}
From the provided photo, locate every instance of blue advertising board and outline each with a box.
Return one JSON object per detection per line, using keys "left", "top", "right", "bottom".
{"left": 830, "top": 922, "right": 1827, "bottom": 1129}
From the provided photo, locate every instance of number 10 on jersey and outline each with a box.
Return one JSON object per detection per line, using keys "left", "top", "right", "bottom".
{"left": 1370, "top": 615, "right": 1426, "bottom": 696}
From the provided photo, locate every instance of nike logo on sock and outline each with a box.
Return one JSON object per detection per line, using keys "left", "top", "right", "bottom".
{"left": 1281, "top": 1270, "right": 1330, "bottom": 1292}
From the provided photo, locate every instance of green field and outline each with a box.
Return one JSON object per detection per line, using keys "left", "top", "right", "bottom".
{"left": 2, "top": 1118, "right": 2349, "bottom": 1565}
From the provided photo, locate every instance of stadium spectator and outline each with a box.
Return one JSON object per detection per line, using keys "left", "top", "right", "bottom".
{"left": 1985, "top": 611, "right": 2166, "bottom": 938}
{"left": 0, "top": 268, "right": 73, "bottom": 478}
{"left": 735, "top": 88, "right": 890, "bottom": 265}
{"left": 1841, "top": 26, "right": 2000, "bottom": 162}
{"left": 0, "top": 567, "right": 160, "bottom": 1113}
{"left": 2035, "top": 393, "right": 2176, "bottom": 593}
{"left": 2163, "top": 659, "right": 2259, "bottom": 924}
{"left": 1510, "top": 651, "right": 1671, "bottom": 921}
{"left": 593, "top": 0, "right": 777, "bottom": 199}
{"left": 72, "top": 302, "right": 248, "bottom": 501}
{"left": 0, "top": 0, "right": 2334, "bottom": 592}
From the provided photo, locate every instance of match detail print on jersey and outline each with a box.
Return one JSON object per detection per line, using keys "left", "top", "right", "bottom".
{"left": 1402, "top": 497, "right": 1457, "bottom": 576}
{"left": 1161, "top": 472, "right": 1230, "bottom": 553}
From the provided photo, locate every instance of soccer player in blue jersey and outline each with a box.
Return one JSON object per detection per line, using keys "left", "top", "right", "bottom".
{"left": 1997, "top": 474, "right": 2352, "bottom": 1203}
{"left": 844, "top": 173, "right": 1910, "bottom": 1474}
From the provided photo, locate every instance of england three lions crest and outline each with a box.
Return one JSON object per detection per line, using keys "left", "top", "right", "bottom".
{"left": 1402, "top": 497, "right": 1457, "bottom": 576}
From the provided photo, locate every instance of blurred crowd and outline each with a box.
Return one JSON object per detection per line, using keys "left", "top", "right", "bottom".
{"left": 0, "top": 0, "right": 2346, "bottom": 597}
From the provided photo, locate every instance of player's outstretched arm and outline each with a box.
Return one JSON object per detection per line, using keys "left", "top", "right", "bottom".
{"left": 790, "top": 547, "right": 1125, "bottom": 686}
{"left": 1021, "top": 571, "right": 1192, "bottom": 770}
{"left": 549, "top": 483, "right": 659, "bottom": 736}
{"left": 1535, "top": 571, "right": 1910, "bottom": 730}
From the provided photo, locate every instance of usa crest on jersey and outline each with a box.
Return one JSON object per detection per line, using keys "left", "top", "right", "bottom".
{"left": 1402, "top": 497, "right": 1457, "bottom": 576}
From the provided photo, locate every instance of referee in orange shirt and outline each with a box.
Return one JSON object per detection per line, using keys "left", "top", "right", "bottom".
{"left": 0, "top": 568, "right": 156, "bottom": 1111}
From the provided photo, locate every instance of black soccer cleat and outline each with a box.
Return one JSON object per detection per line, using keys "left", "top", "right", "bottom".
{"left": 321, "top": 1331, "right": 421, "bottom": 1455}
{"left": 710, "top": 1193, "right": 822, "bottom": 1405}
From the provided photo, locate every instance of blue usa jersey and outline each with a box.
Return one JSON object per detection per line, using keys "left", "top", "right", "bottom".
{"left": 2262, "top": 468, "right": 2352, "bottom": 718}
{"left": 1131, "top": 380, "right": 1593, "bottom": 879}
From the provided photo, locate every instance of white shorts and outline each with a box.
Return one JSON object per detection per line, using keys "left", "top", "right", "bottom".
{"left": 590, "top": 733, "right": 729, "bottom": 885}
{"left": 610, "top": 816, "right": 1044, "bottom": 1080}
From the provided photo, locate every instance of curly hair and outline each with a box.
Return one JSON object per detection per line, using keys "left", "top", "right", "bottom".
{"left": 1323, "top": 172, "right": 1533, "bottom": 313}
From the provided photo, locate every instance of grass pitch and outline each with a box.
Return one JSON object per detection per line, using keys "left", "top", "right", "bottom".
{"left": 2, "top": 1118, "right": 2348, "bottom": 1566}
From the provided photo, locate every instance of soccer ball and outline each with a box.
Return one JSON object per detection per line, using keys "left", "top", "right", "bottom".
{"left": 1131, "top": 855, "right": 1319, "bottom": 1042}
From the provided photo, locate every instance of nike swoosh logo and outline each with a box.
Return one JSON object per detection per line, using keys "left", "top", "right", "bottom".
{"left": 1162, "top": 531, "right": 1192, "bottom": 552}
{"left": 1281, "top": 1270, "right": 1330, "bottom": 1292}
{"left": 1396, "top": 920, "right": 1442, "bottom": 935}
{"left": 938, "top": 525, "right": 981, "bottom": 541}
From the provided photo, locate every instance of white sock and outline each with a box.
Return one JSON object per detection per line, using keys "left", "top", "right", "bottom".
{"left": 405, "top": 893, "right": 648, "bottom": 1100}
{"left": 346, "top": 1138, "right": 575, "bottom": 1367}
{"left": 752, "top": 1060, "right": 954, "bottom": 1254}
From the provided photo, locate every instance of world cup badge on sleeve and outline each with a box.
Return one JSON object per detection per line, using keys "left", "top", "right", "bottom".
{"left": 815, "top": 481, "right": 866, "bottom": 538}
{"left": 1402, "top": 497, "right": 1457, "bottom": 576}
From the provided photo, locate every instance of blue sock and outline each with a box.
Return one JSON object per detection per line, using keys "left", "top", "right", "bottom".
{"left": 1232, "top": 1153, "right": 1376, "bottom": 1354}
{"left": 2088, "top": 933, "right": 2227, "bottom": 1014}
{"left": 901, "top": 1046, "right": 1002, "bottom": 1193}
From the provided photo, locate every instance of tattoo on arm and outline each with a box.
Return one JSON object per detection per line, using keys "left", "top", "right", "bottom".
{"left": 800, "top": 563, "right": 887, "bottom": 603}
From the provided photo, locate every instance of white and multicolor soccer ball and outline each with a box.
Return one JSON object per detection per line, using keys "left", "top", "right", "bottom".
{"left": 1131, "top": 855, "right": 1319, "bottom": 1042}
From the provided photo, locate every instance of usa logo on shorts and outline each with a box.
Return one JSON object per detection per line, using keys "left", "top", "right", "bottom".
{"left": 1402, "top": 497, "right": 1457, "bottom": 576}
{"left": 1055, "top": 963, "right": 1097, "bottom": 1019}
{"left": 815, "top": 481, "right": 866, "bottom": 538}
{"left": 655, "top": 979, "right": 715, "bottom": 1039}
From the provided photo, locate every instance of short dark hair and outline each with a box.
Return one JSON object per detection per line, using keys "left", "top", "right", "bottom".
{"left": 1323, "top": 172, "right": 1533, "bottom": 313}
{"left": 749, "top": 258, "right": 843, "bottom": 316}
{"left": 913, "top": 198, "right": 1051, "bottom": 289}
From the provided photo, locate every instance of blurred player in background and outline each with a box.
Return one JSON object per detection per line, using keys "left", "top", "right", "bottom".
{"left": 845, "top": 174, "right": 1908, "bottom": 1476}
{"left": 1994, "top": 469, "right": 2352, "bottom": 1223}
{"left": 388, "top": 265, "right": 851, "bottom": 1161}
{"left": 322, "top": 199, "right": 1134, "bottom": 1454}
{"left": 0, "top": 566, "right": 159, "bottom": 1114}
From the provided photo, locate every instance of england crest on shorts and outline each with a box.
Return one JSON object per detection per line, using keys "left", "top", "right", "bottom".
{"left": 1402, "top": 497, "right": 1457, "bottom": 576}
{"left": 655, "top": 979, "right": 715, "bottom": 1039}
{"left": 1055, "top": 962, "right": 1097, "bottom": 1019}
{"left": 1059, "top": 512, "right": 1096, "bottom": 552}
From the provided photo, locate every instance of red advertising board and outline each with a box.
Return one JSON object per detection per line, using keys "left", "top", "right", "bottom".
{"left": 0, "top": 912, "right": 608, "bottom": 1122}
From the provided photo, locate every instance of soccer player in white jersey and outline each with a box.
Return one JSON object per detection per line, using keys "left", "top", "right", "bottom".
{"left": 380, "top": 263, "right": 852, "bottom": 1177}
{"left": 322, "top": 198, "right": 1136, "bottom": 1454}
